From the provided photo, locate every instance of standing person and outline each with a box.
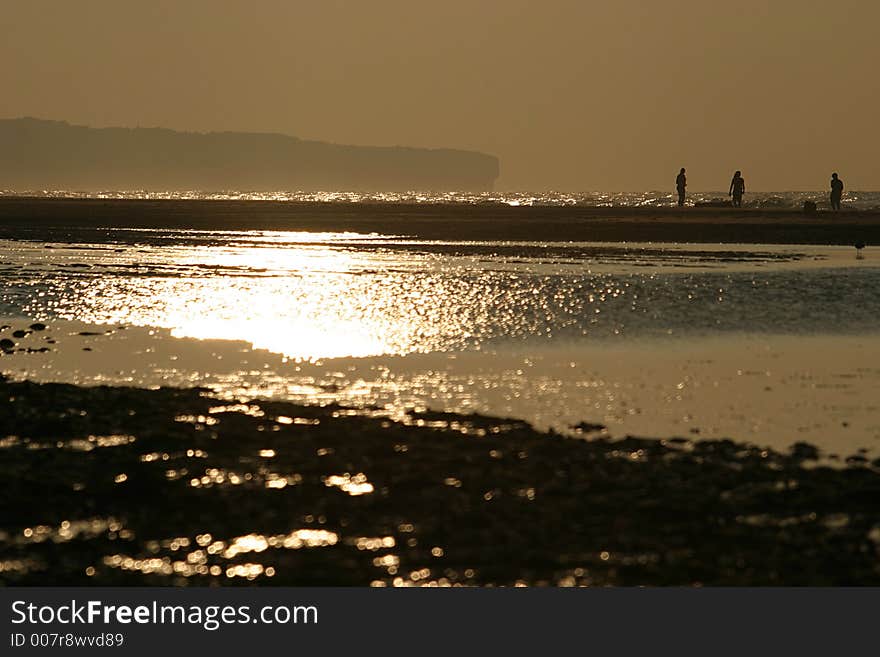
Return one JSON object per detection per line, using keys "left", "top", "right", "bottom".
{"left": 830, "top": 172, "right": 844, "bottom": 210}
{"left": 676, "top": 168, "right": 687, "bottom": 207}
{"left": 729, "top": 170, "right": 746, "bottom": 208}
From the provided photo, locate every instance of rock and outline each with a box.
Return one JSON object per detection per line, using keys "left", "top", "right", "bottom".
{"left": 29, "top": 323, "right": 47, "bottom": 331}
{"left": 0, "top": 338, "right": 15, "bottom": 351}
{"left": 11, "top": 330, "right": 29, "bottom": 338}
{"left": 572, "top": 421, "right": 606, "bottom": 433}
{"left": 790, "top": 442, "right": 820, "bottom": 460}
{"left": 803, "top": 200, "right": 817, "bottom": 215}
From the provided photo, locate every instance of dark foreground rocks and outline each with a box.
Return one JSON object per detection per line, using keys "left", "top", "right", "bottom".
{"left": 1, "top": 376, "right": 879, "bottom": 586}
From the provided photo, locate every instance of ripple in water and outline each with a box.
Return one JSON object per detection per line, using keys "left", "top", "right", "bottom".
{"left": 4, "top": 188, "right": 880, "bottom": 210}
{"left": 1, "top": 236, "right": 878, "bottom": 360}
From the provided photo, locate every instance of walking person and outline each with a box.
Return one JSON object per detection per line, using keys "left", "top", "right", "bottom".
{"left": 729, "top": 170, "right": 746, "bottom": 208}
{"left": 830, "top": 172, "right": 844, "bottom": 210}
{"left": 676, "top": 168, "right": 687, "bottom": 207}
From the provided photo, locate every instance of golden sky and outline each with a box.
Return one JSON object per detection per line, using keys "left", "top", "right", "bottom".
{"left": 2, "top": 0, "right": 877, "bottom": 191}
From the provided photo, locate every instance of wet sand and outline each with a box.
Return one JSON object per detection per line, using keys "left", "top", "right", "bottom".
{"left": 3, "top": 319, "right": 880, "bottom": 585}
{"left": 1, "top": 196, "right": 879, "bottom": 244}
{"left": 3, "top": 320, "right": 879, "bottom": 457}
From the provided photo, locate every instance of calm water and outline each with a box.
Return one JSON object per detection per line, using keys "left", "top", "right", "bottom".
{"left": 4, "top": 189, "right": 880, "bottom": 210}
{"left": 1, "top": 229, "right": 878, "bottom": 360}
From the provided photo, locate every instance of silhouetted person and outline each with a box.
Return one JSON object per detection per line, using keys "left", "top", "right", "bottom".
{"left": 830, "top": 173, "right": 844, "bottom": 210}
{"left": 676, "top": 168, "right": 687, "bottom": 207}
{"left": 729, "top": 170, "right": 745, "bottom": 207}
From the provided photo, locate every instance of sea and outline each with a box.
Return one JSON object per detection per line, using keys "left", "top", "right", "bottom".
{"left": 4, "top": 189, "right": 880, "bottom": 209}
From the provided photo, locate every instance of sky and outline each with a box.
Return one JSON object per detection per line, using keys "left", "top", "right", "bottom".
{"left": 2, "top": 0, "right": 878, "bottom": 191}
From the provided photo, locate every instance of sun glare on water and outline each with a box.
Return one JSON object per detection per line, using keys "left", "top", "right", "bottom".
{"left": 54, "top": 234, "right": 457, "bottom": 360}
{"left": 5, "top": 232, "right": 877, "bottom": 363}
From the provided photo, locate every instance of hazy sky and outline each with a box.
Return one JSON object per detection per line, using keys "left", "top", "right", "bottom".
{"left": 2, "top": 1, "right": 878, "bottom": 191}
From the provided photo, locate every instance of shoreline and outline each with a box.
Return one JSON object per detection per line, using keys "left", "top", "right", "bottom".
{"left": 2, "top": 318, "right": 879, "bottom": 456}
{"left": 1, "top": 196, "right": 879, "bottom": 244}
{"left": 3, "top": 205, "right": 880, "bottom": 585}
{"left": 2, "top": 372, "right": 879, "bottom": 585}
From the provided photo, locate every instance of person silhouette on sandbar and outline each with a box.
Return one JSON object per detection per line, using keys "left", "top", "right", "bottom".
{"left": 830, "top": 172, "right": 844, "bottom": 210}
{"left": 676, "top": 168, "right": 687, "bottom": 207}
{"left": 729, "top": 170, "right": 745, "bottom": 208}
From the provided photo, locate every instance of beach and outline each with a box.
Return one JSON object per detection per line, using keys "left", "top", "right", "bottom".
{"left": 2, "top": 196, "right": 880, "bottom": 586}
{"left": 2, "top": 320, "right": 878, "bottom": 456}
{"left": 3, "top": 349, "right": 880, "bottom": 587}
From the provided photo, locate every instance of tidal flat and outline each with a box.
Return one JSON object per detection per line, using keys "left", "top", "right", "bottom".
{"left": 2, "top": 200, "right": 879, "bottom": 586}
{"left": 3, "top": 372, "right": 880, "bottom": 586}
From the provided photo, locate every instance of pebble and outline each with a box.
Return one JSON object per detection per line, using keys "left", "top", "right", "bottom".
{"left": 572, "top": 421, "right": 607, "bottom": 433}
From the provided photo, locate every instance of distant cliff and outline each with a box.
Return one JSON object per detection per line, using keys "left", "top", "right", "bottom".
{"left": 0, "top": 118, "right": 499, "bottom": 192}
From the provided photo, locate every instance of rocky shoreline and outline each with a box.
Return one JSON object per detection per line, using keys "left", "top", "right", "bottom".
{"left": 2, "top": 374, "right": 880, "bottom": 586}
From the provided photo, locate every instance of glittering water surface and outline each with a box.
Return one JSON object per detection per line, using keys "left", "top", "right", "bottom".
{"left": 1, "top": 231, "right": 878, "bottom": 360}
{"left": 5, "top": 188, "right": 880, "bottom": 210}
{"left": 3, "top": 226, "right": 880, "bottom": 586}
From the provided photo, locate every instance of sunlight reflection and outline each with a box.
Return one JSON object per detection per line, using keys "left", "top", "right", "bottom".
{"left": 64, "top": 241, "right": 442, "bottom": 359}
{"left": 324, "top": 473, "right": 375, "bottom": 496}
{"left": 6, "top": 233, "right": 877, "bottom": 363}
{"left": 13, "top": 189, "right": 880, "bottom": 211}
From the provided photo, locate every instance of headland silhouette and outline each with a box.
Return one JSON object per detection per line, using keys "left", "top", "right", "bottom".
{"left": 0, "top": 118, "right": 500, "bottom": 192}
